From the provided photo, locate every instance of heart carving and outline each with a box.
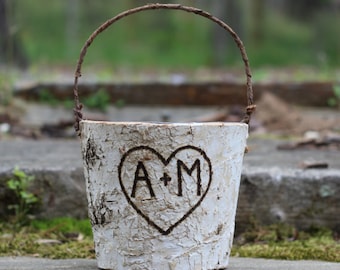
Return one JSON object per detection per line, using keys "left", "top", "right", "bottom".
{"left": 118, "top": 145, "right": 212, "bottom": 235}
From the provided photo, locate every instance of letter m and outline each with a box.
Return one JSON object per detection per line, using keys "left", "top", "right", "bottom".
{"left": 177, "top": 159, "right": 201, "bottom": 196}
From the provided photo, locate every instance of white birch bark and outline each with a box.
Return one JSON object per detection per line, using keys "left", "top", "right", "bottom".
{"left": 80, "top": 121, "right": 248, "bottom": 270}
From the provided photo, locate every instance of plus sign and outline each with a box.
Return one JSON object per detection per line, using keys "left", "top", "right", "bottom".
{"left": 160, "top": 173, "right": 171, "bottom": 186}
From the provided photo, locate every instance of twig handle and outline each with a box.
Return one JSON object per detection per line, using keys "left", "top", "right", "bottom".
{"left": 73, "top": 3, "right": 256, "bottom": 135}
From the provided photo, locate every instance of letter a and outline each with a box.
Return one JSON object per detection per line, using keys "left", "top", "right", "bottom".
{"left": 131, "top": 161, "right": 155, "bottom": 198}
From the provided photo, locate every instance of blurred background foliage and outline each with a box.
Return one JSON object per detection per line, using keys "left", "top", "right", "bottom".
{"left": 0, "top": 0, "right": 339, "bottom": 70}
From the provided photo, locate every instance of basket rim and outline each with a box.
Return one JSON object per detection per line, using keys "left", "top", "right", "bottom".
{"left": 80, "top": 119, "right": 249, "bottom": 127}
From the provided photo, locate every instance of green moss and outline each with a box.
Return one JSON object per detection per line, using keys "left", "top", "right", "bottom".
{"left": 0, "top": 231, "right": 95, "bottom": 259}
{"left": 232, "top": 240, "right": 339, "bottom": 262}
{"left": 0, "top": 218, "right": 94, "bottom": 259}
{"left": 232, "top": 224, "right": 340, "bottom": 262}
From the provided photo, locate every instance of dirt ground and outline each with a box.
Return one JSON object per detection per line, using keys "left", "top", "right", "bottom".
{"left": 254, "top": 92, "right": 340, "bottom": 135}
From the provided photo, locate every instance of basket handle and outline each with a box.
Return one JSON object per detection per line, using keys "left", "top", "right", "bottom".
{"left": 73, "top": 3, "right": 256, "bottom": 136}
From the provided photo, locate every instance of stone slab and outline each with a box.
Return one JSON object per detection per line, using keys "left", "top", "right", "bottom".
{"left": 0, "top": 139, "right": 86, "bottom": 219}
{"left": 237, "top": 138, "right": 340, "bottom": 233}
{"left": 0, "top": 257, "right": 339, "bottom": 270}
{"left": 15, "top": 81, "right": 335, "bottom": 107}
{"left": 0, "top": 138, "right": 339, "bottom": 232}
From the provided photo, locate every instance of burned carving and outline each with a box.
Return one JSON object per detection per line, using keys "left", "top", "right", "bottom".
{"left": 160, "top": 172, "right": 171, "bottom": 187}
{"left": 118, "top": 145, "right": 212, "bottom": 235}
{"left": 131, "top": 161, "right": 155, "bottom": 198}
{"left": 177, "top": 159, "right": 201, "bottom": 196}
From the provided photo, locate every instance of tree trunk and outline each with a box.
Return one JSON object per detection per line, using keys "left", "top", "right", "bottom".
{"left": 66, "top": 0, "right": 79, "bottom": 58}
{"left": 251, "top": 0, "right": 265, "bottom": 47}
{"left": 210, "top": 0, "right": 244, "bottom": 66}
{"left": 0, "top": 0, "right": 28, "bottom": 68}
{"left": 0, "top": 0, "right": 10, "bottom": 64}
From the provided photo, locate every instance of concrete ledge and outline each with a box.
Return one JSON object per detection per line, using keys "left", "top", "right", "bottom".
{"left": 236, "top": 168, "right": 340, "bottom": 234}
{"left": 0, "top": 257, "right": 339, "bottom": 270}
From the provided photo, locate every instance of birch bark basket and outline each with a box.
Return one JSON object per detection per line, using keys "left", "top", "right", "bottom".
{"left": 73, "top": 4, "right": 255, "bottom": 270}
{"left": 80, "top": 121, "right": 247, "bottom": 269}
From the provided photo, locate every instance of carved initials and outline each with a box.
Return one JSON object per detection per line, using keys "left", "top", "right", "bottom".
{"left": 130, "top": 159, "right": 202, "bottom": 198}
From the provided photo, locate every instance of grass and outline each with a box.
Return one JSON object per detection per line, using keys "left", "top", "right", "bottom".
{"left": 30, "top": 217, "right": 93, "bottom": 237}
{"left": 37, "top": 87, "right": 111, "bottom": 111}
{"left": 9, "top": 1, "right": 339, "bottom": 69}
{"left": 14, "top": 1, "right": 212, "bottom": 68}
{"left": 0, "top": 218, "right": 339, "bottom": 261}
